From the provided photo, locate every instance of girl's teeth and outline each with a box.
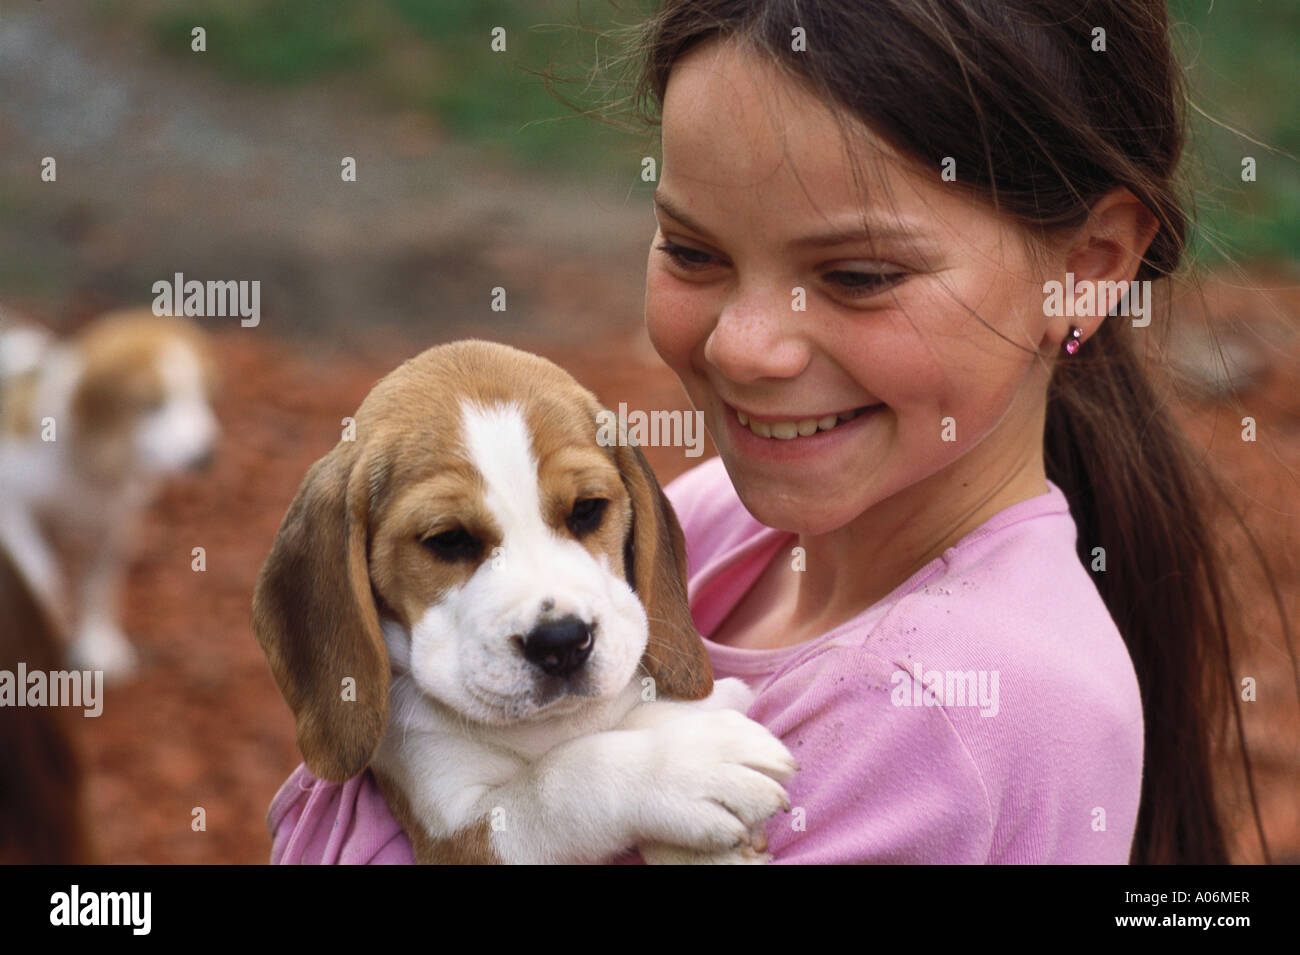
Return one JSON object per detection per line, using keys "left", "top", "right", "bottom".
{"left": 736, "top": 407, "right": 874, "bottom": 439}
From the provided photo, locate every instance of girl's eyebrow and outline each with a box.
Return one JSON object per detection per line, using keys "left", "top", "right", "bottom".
{"left": 654, "top": 189, "right": 931, "bottom": 250}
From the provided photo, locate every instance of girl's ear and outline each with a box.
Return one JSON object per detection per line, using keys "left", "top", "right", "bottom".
{"left": 1055, "top": 187, "right": 1160, "bottom": 344}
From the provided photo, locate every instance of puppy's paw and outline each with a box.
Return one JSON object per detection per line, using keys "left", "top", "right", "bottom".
{"left": 69, "top": 621, "right": 140, "bottom": 682}
{"left": 638, "top": 709, "right": 797, "bottom": 853}
{"left": 640, "top": 840, "right": 772, "bottom": 865}
{"left": 641, "top": 823, "right": 773, "bottom": 864}
{"left": 700, "top": 676, "right": 758, "bottom": 714}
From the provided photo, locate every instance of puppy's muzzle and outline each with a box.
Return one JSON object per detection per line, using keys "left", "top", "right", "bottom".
{"left": 521, "top": 615, "right": 595, "bottom": 678}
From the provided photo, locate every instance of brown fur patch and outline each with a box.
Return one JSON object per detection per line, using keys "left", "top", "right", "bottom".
{"left": 0, "top": 367, "right": 40, "bottom": 438}
{"left": 252, "top": 442, "right": 391, "bottom": 782}
{"left": 68, "top": 308, "right": 218, "bottom": 482}
{"left": 373, "top": 769, "right": 498, "bottom": 864}
{"left": 611, "top": 437, "right": 714, "bottom": 700}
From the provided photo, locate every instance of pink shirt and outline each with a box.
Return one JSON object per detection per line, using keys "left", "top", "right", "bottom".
{"left": 269, "top": 763, "right": 413, "bottom": 865}
{"left": 269, "top": 456, "right": 1143, "bottom": 864}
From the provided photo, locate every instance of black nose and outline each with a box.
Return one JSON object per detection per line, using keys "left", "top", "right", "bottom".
{"left": 521, "top": 615, "right": 594, "bottom": 678}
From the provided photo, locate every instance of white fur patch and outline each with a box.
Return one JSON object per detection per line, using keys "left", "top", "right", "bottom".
{"left": 135, "top": 338, "right": 217, "bottom": 472}
{"left": 0, "top": 324, "right": 52, "bottom": 378}
{"left": 29, "top": 343, "right": 81, "bottom": 439}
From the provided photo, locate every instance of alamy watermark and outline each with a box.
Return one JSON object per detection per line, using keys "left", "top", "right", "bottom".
{"left": 0, "top": 663, "right": 102, "bottom": 717}
{"left": 151, "top": 272, "right": 260, "bottom": 327}
{"left": 50, "top": 885, "right": 150, "bottom": 935}
{"left": 1042, "top": 272, "right": 1150, "bottom": 327}
{"left": 891, "top": 662, "right": 999, "bottom": 717}
{"left": 595, "top": 403, "right": 705, "bottom": 458}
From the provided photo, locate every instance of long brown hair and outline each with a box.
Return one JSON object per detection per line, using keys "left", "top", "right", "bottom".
{"left": 550, "top": 0, "right": 1295, "bottom": 863}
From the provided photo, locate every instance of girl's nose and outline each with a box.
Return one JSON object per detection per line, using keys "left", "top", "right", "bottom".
{"left": 704, "top": 299, "right": 810, "bottom": 384}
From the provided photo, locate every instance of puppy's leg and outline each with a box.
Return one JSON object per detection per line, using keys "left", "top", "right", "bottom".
{"left": 67, "top": 519, "right": 139, "bottom": 680}
{"left": 380, "top": 680, "right": 795, "bottom": 865}
{"left": 0, "top": 503, "right": 68, "bottom": 631}
{"left": 638, "top": 840, "right": 772, "bottom": 865}
{"left": 619, "top": 678, "right": 788, "bottom": 864}
{"left": 458, "top": 709, "right": 795, "bottom": 864}
{"left": 616, "top": 676, "right": 758, "bottom": 731}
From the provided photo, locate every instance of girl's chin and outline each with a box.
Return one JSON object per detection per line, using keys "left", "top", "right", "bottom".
{"left": 729, "top": 481, "right": 867, "bottom": 537}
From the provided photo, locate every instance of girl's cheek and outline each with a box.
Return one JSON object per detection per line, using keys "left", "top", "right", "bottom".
{"left": 882, "top": 279, "right": 1020, "bottom": 407}
{"left": 644, "top": 264, "right": 708, "bottom": 374}
{"left": 851, "top": 307, "right": 952, "bottom": 410}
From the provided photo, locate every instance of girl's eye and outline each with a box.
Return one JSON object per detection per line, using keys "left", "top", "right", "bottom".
{"left": 824, "top": 270, "right": 907, "bottom": 298}
{"left": 655, "top": 240, "right": 716, "bottom": 270}
{"left": 658, "top": 239, "right": 906, "bottom": 299}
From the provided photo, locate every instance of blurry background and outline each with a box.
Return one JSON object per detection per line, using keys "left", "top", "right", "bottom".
{"left": 0, "top": 0, "right": 1295, "bottom": 862}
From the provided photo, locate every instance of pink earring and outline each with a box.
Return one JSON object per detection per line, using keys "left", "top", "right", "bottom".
{"left": 1063, "top": 326, "right": 1083, "bottom": 355}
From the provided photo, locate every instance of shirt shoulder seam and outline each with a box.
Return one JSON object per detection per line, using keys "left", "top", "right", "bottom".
{"left": 778, "top": 642, "right": 997, "bottom": 853}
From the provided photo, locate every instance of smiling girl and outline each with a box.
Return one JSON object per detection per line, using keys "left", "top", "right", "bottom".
{"left": 266, "top": 0, "right": 1285, "bottom": 867}
{"left": 628, "top": 0, "right": 1282, "bottom": 863}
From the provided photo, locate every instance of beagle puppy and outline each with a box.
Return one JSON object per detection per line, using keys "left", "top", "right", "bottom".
{"left": 0, "top": 307, "right": 219, "bottom": 678}
{"left": 253, "top": 340, "right": 796, "bottom": 864}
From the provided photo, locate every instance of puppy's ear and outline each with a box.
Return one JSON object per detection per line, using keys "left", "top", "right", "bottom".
{"left": 614, "top": 441, "right": 713, "bottom": 701}
{"left": 252, "top": 443, "right": 389, "bottom": 782}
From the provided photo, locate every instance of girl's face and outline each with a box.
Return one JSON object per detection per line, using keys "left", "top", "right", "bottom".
{"left": 646, "top": 39, "right": 1058, "bottom": 536}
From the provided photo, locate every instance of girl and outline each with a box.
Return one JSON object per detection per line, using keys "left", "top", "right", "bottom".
{"left": 632, "top": 0, "right": 1285, "bottom": 864}
{"left": 268, "top": 0, "right": 1288, "bottom": 865}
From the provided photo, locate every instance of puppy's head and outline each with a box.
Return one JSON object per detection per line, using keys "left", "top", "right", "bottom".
{"left": 252, "top": 340, "right": 711, "bottom": 782}
{"left": 65, "top": 308, "right": 220, "bottom": 481}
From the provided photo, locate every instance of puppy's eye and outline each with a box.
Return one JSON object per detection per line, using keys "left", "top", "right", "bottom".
{"left": 421, "top": 527, "right": 482, "bottom": 562}
{"left": 566, "top": 498, "right": 609, "bottom": 538}
{"left": 131, "top": 391, "right": 167, "bottom": 413}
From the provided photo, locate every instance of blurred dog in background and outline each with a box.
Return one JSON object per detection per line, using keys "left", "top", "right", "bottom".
{"left": 0, "top": 307, "right": 219, "bottom": 679}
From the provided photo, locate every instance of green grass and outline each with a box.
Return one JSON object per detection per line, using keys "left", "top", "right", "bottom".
{"left": 151, "top": 0, "right": 376, "bottom": 84}
{"left": 116, "top": 0, "right": 1298, "bottom": 261}
{"left": 139, "top": 0, "right": 655, "bottom": 177}
{"left": 1171, "top": 0, "right": 1300, "bottom": 264}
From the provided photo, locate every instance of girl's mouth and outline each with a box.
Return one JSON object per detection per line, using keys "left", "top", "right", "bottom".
{"left": 730, "top": 404, "right": 884, "bottom": 440}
